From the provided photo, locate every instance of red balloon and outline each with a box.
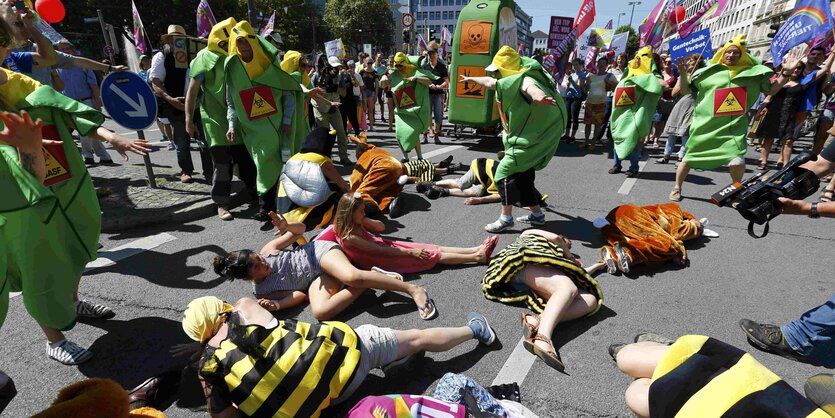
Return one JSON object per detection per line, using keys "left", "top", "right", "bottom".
{"left": 35, "top": 0, "right": 65, "bottom": 24}
{"left": 670, "top": 5, "right": 686, "bottom": 25}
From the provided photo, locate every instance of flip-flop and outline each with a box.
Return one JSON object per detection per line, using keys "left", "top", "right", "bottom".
{"left": 601, "top": 247, "right": 617, "bottom": 274}
{"left": 483, "top": 235, "right": 500, "bottom": 261}
{"left": 416, "top": 289, "right": 438, "bottom": 320}
{"left": 372, "top": 266, "right": 403, "bottom": 281}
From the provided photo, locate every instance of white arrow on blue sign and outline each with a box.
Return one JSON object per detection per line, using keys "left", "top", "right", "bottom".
{"left": 100, "top": 72, "right": 158, "bottom": 131}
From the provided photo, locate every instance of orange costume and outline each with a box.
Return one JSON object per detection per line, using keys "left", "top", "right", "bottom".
{"left": 349, "top": 134, "right": 405, "bottom": 212}
{"left": 600, "top": 203, "right": 701, "bottom": 268}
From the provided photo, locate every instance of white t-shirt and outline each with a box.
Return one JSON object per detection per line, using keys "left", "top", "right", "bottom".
{"left": 586, "top": 73, "right": 613, "bottom": 104}
{"left": 351, "top": 72, "right": 363, "bottom": 97}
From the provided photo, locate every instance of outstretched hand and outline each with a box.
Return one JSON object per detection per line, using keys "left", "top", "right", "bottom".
{"left": 269, "top": 211, "right": 289, "bottom": 235}
{"left": 534, "top": 95, "right": 558, "bottom": 106}
{"left": 0, "top": 111, "right": 45, "bottom": 153}
{"left": 109, "top": 135, "right": 152, "bottom": 161}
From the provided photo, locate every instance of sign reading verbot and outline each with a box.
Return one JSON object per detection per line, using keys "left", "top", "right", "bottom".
{"left": 670, "top": 28, "right": 714, "bottom": 63}
{"left": 547, "top": 16, "right": 574, "bottom": 50}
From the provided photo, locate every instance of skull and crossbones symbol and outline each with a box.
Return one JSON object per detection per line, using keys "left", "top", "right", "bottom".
{"left": 467, "top": 24, "right": 485, "bottom": 48}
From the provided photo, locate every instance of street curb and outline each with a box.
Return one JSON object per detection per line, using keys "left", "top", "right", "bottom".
{"left": 101, "top": 197, "right": 216, "bottom": 233}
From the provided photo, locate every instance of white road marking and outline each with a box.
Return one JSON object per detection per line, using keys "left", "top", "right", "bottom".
{"left": 617, "top": 160, "right": 649, "bottom": 195}
{"left": 491, "top": 337, "right": 536, "bottom": 386}
{"left": 10, "top": 233, "right": 177, "bottom": 299}
{"left": 419, "top": 145, "right": 464, "bottom": 160}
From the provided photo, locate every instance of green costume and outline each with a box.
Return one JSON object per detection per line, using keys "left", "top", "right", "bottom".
{"left": 611, "top": 47, "right": 663, "bottom": 160}
{"left": 225, "top": 21, "right": 305, "bottom": 194}
{"left": 493, "top": 58, "right": 566, "bottom": 182}
{"left": 190, "top": 18, "right": 236, "bottom": 148}
{"left": 390, "top": 54, "right": 437, "bottom": 153}
{"left": 684, "top": 36, "right": 772, "bottom": 169}
{"left": 0, "top": 82, "right": 102, "bottom": 331}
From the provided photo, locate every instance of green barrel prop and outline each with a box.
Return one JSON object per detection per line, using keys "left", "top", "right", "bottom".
{"left": 448, "top": 0, "right": 518, "bottom": 127}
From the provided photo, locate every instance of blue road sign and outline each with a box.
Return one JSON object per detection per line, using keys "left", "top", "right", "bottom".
{"left": 100, "top": 72, "right": 157, "bottom": 131}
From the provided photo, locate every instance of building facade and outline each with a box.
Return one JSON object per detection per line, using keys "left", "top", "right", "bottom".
{"left": 678, "top": 0, "right": 767, "bottom": 52}
{"left": 532, "top": 30, "right": 549, "bottom": 52}
{"left": 516, "top": 6, "right": 533, "bottom": 53}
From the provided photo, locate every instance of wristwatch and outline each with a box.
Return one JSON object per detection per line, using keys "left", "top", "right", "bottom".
{"left": 809, "top": 202, "right": 821, "bottom": 218}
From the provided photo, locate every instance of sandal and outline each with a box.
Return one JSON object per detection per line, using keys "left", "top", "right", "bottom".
{"left": 669, "top": 187, "right": 682, "bottom": 202}
{"left": 372, "top": 266, "right": 403, "bottom": 281}
{"left": 523, "top": 334, "right": 566, "bottom": 373}
{"left": 520, "top": 312, "right": 540, "bottom": 340}
{"left": 416, "top": 288, "right": 438, "bottom": 320}
{"left": 821, "top": 188, "right": 835, "bottom": 203}
{"left": 483, "top": 235, "right": 500, "bottom": 261}
{"left": 757, "top": 162, "right": 768, "bottom": 171}
{"left": 601, "top": 247, "right": 617, "bottom": 274}
{"left": 614, "top": 243, "right": 631, "bottom": 274}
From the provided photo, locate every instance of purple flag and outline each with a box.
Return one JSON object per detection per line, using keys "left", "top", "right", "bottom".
{"left": 604, "top": 19, "right": 612, "bottom": 29}
{"left": 131, "top": 0, "right": 148, "bottom": 54}
{"left": 440, "top": 26, "right": 452, "bottom": 57}
{"left": 417, "top": 33, "right": 429, "bottom": 51}
{"left": 585, "top": 46, "right": 598, "bottom": 72}
{"left": 196, "top": 0, "right": 218, "bottom": 38}
{"left": 261, "top": 11, "right": 276, "bottom": 36}
{"left": 678, "top": 0, "right": 728, "bottom": 38}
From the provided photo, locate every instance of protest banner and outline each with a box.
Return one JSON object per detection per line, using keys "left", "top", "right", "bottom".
{"left": 669, "top": 28, "right": 714, "bottom": 62}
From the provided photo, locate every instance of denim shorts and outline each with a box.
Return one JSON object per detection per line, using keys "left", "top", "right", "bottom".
{"left": 363, "top": 89, "right": 376, "bottom": 99}
{"left": 333, "top": 325, "right": 399, "bottom": 403}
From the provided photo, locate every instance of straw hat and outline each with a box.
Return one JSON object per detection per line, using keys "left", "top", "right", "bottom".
{"left": 161, "top": 25, "right": 187, "bottom": 42}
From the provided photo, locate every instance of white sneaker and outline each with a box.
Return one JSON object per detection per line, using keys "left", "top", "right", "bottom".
{"left": 46, "top": 340, "right": 93, "bottom": 365}
{"left": 76, "top": 300, "right": 115, "bottom": 319}
{"left": 485, "top": 218, "right": 514, "bottom": 233}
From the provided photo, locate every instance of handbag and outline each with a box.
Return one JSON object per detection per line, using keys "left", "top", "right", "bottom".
{"left": 748, "top": 107, "right": 767, "bottom": 138}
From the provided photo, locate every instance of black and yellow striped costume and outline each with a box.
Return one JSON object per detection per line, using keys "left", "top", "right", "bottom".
{"left": 471, "top": 158, "right": 498, "bottom": 195}
{"left": 649, "top": 335, "right": 829, "bottom": 418}
{"left": 403, "top": 159, "right": 436, "bottom": 182}
{"left": 199, "top": 313, "right": 361, "bottom": 418}
{"left": 481, "top": 234, "right": 603, "bottom": 314}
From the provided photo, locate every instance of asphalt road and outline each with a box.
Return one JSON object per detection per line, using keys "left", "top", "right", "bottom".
{"left": 1, "top": 118, "right": 833, "bottom": 417}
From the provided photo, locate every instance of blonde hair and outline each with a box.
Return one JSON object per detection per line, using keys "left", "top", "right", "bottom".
{"left": 333, "top": 192, "right": 365, "bottom": 240}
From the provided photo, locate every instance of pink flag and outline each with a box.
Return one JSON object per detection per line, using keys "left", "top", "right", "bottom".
{"left": 417, "top": 33, "right": 429, "bottom": 51}
{"left": 574, "top": 0, "right": 596, "bottom": 36}
{"left": 261, "top": 11, "right": 276, "bottom": 36}
{"left": 585, "top": 46, "right": 598, "bottom": 72}
{"left": 678, "top": 0, "right": 729, "bottom": 38}
{"left": 640, "top": 0, "right": 674, "bottom": 49}
{"left": 196, "top": 0, "right": 217, "bottom": 38}
{"left": 131, "top": 0, "right": 148, "bottom": 54}
{"left": 604, "top": 19, "right": 612, "bottom": 29}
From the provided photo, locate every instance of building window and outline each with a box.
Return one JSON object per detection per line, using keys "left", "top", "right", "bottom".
{"left": 443, "top": 0, "right": 449, "bottom": 5}
{"left": 456, "top": 10, "right": 460, "bottom": 19}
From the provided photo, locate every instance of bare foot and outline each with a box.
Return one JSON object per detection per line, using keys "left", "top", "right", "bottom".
{"left": 410, "top": 285, "right": 429, "bottom": 310}
{"left": 474, "top": 244, "right": 489, "bottom": 264}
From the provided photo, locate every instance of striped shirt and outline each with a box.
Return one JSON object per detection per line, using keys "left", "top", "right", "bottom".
{"left": 200, "top": 313, "right": 361, "bottom": 417}
{"left": 649, "top": 335, "right": 829, "bottom": 418}
{"left": 254, "top": 244, "right": 321, "bottom": 296}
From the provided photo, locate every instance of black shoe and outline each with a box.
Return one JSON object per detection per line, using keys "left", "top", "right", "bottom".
{"left": 739, "top": 319, "right": 805, "bottom": 361}
{"left": 84, "top": 157, "right": 95, "bottom": 165}
{"left": 438, "top": 155, "right": 454, "bottom": 169}
{"left": 626, "top": 169, "right": 639, "bottom": 178}
{"left": 805, "top": 373, "right": 835, "bottom": 415}
{"left": 608, "top": 166, "right": 622, "bottom": 174}
{"left": 608, "top": 343, "right": 628, "bottom": 361}
{"left": 253, "top": 209, "right": 270, "bottom": 222}
{"left": 99, "top": 159, "right": 116, "bottom": 166}
{"left": 433, "top": 135, "right": 442, "bottom": 145}
{"left": 416, "top": 181, "right": 433, "bottom": 193}
{"left": 446, "top": 162, "right": 466, "bottom": 175}
{"left": 388, "top": 195, "right": 405, "bottom": 218}
{"left": 426, "top": 187, "right": 443, "bottom": 200}
{"left": 564, "top": 136, "right": 575, "bottom": 144}
{"left": 401, "top": 158, "right": 410, "bottom": 163}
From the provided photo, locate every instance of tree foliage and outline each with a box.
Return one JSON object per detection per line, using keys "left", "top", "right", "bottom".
{"left": 614, "top": 25, "right": 639, "bottom": 56}
{"left": 323, "top": 0, "right": 394, "bottom": 55}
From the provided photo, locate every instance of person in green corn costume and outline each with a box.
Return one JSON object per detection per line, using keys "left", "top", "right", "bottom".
{"left": 0, "top": 68, "right": 149, "bottom": 365}
{"left": 390, "top": 52, "right": 437, "bottom": 161}
{"left": 185, "top": 17, "right": 258, "bottom": 222}
{"left": 610, "top": 46, "right": 663, "bottom": 177}
{"left": 669, "top": 34, "right": 798, "bottom": 201}
{"left": 460, "top": 46, "right": 566, "bottom": 233}
{"left": 224, "top": 20, "right": 305, "bottom": 221}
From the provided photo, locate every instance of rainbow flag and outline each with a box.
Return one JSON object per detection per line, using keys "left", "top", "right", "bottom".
{"left": 196, "top": 0, "right": 217, "bottom": 38}
{"left": 131, "top": 0, "right": 148, "bottom": 54}
{"left": 639, "top": 0, "right": 674, "bottom": 49}
{"left": 771, "top": 0, "right": 834, "bottom": 66}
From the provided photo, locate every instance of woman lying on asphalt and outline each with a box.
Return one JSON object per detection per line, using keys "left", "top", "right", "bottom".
{"left": 315, "top": 192, "right": 499, "bottom": 275}
{"left": 212, "top": 212, "right": 438, "bottom": 320}
{"left": 482, "top": 229, "right": 605, "bottom": 373}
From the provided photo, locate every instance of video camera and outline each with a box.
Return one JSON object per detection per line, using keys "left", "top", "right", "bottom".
{"left": 712, "top": 152, "right": 820, "bottom": 238}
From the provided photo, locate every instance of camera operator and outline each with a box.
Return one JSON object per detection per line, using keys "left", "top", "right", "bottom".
{"left": 738, "top": 139, "right": 835, "bottom": 368}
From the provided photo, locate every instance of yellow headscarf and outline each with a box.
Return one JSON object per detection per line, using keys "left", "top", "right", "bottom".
{"left": 394, "top": 52, "right": 417, "bottom": 77}
{"left": 228, "top": 21, "right": 272, "bottom": 79}
{"left": 182, "top": 296, "right": 233, "bottom": 343}
{"left": 711, "top": 34, "right": 754, "bottom": 78}
{"left": 207, "top": 17, "right": 237, "bottom": 55}
{"left": 625, "top": 46, "right": 654, "bottom": 80}
{"left": 489, "top": 45, "right": 525, "bottom": 79}
{"left": 281, "top": 50, "right": 311, "bottom": 87}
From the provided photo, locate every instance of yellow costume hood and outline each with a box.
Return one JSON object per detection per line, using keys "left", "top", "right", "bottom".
{"left": 711, "top": 34, "right": 754, "bottom": 78}
{"left": 281, "top": 50, "right": 311, "bottom": 87}
{"left": 207, "top": 17, "right": 237, "bottom": 55}
{"left": 625, "top": 46, "right": 655, "bottom": 80}
{"left": 229, "top": 21, "right": 272, "bottom": 79}
{"left": 394, "top": 52, "right": 417, "bottom": 77}
{"left": 487, "top": 45, "right": 525, "bottom": 79}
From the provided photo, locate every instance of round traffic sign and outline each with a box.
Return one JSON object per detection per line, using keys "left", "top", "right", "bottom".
{"left": 103, "top": 45, "right": 114, "bottom": 57}
{"left": 402, "top": 13, "right": 414, "bottom": 28}
{"left": 100, "top": 72, "right": 158, "bottom": 131}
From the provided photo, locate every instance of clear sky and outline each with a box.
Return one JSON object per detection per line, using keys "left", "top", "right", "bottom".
{"left": 516, "top": 0, "right": 660, "bottom": 33}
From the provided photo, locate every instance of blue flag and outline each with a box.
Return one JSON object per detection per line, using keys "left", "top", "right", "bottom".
{"left": 771, "top": 0, "right": 834, "bottom": 66}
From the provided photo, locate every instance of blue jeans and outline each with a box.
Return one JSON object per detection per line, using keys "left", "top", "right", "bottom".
{"left": 664, "top": 135, "right": 688, "bottom": 159}
{"left": 613, "top": 145, "right": 641, "bottom": 171}
{"left": 564, "top": 96, "right": 583, "bottom": 134}
{"left": 429, "top": 93, "right": 444, "bottom": 128}
{"left": 782, "top": 294, "right": 835, "bottom": 366}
